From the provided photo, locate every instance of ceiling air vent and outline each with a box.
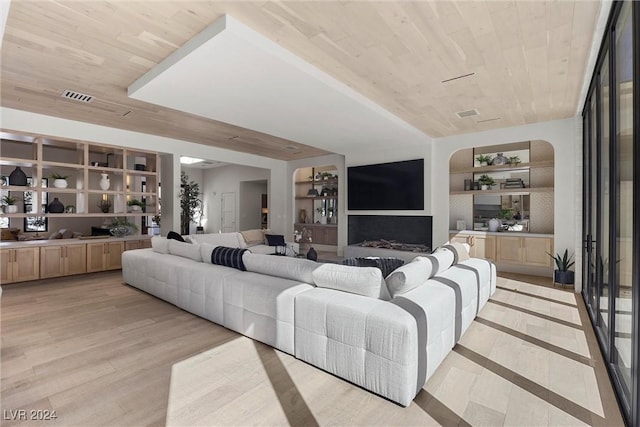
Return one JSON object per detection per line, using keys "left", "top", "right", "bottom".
{"left": 456, "top": 109, "right": 479, "bottom": 119}
{"left": 61, "top": 90, "right": 94, "bottom": 103}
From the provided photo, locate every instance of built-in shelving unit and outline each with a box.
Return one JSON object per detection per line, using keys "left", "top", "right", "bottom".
{"left": 1, "top": 131, "right": 160, "bottom": 231}
{"left": 293, "top": 166, "right": 338, "bottom": 249}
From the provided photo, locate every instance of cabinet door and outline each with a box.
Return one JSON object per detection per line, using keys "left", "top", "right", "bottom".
{"left": 86, "top": 243, "right": 106, "bottom": 273}
{"left": 66, "top": 245, "right": 87, "bottom": 275}
{"left": 496, "top": 236, "right": 522, "bottom": 263}
{"left": 449, "top": 234, "right": 470, "bottom": 245}
{"left": 125, "top": 240, "right": 142, "bottom": 251}
{"left": 14, "top": 248, "right": 39, "bottom": 282}
{"left": 105, "top": 242, "right": 124, "bottom": 270}
{"left": 0, "top": 249, "right": 13, "bottom": 283}
{"left": 141, "top": 239, "right": 152, "bottom": 249}
{"left": 523, "top": 237, "right": 553, "bottom": 267}
{"left": 40, "top": 246, "right": 65, "bottom": 279}
{"left": 314, "top": 228, "right": 328, "bottom": 245}
{"left": 471, "top": 236, "right": 496, "bottom": 261}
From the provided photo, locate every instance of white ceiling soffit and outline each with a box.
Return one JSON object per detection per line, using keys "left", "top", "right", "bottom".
{"left": 128, "top": 14, "right": 431, "bottom": 154}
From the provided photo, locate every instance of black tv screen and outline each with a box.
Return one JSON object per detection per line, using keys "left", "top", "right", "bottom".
{"left": 348, "top": 159, "right": 424, "bottom": 210}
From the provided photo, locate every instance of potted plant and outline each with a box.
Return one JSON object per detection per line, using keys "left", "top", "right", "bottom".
{"left": 1, "top": 195, "right": 18, "bottom": 213}
{"left": 51, "top": 172, "right": 69, "bottom": 188}
{"left": 508, "top": 155, "right": 521, "bottom": 166}
{"left": 180, "top": 171, "right": 202, "bottom": 235}
{"left": 97, "top": 199, "right": 112, "bottom": 213}
{"left": 109, "top": 217, "right": 138, "bottom": 237}
{"left": 475, "top": 154, "right": 492, "bottom": 167}
{"left": 478, "top": 174, "right": 495, "bottom": 190}
{"left": 548, "top": 249, "right": 575, "bottom": 285}
{"left": 127, "top": 199, "right": 145, "bottom": 212}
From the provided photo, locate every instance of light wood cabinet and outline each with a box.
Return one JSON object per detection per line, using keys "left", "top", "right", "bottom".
{"left": 86, "top": 241, "right": 124, "bottom": 272}
{"left": 522, "top": 237, "right": 553, "bottom": 267}
{"left": 125, "top": 239, "right": 152, "bottom": 251}
{"left": 449, "top": 233, "right": 496, "bottom": 261}
{"left": 0, "top": 247, "right": 39, "bottom": 284}
{"left": 40, "top": 244, "right": 87, "bottom": 278}
{"left": 496, "top": 236, "right": 523, "bottom": 263}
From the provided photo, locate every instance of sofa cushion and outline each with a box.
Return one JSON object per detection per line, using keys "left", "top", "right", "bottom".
{"left": 168, "top": 239, "right": 202, "bottom": 262}
{"left": 167, "top": 231, "right": 185, "bottom": 242}
{"left": 240, "top": 229, "right": 265, "bottom": 247}
{"left": 243, "top": 252, "right": 318, "bottom": 283}
{"left": 342, "top": 257, "right": 405, "bottom": 277}
{"left": 416, "top": 248, "right": 455, "bottom": 277}
{"left": 190, "top": 232, "right": 242, "bottom": 248}
{"left": 385, "top": 257, "right": 432, "bottom": 297}
{"left": 151, "top": 236, "right": 169, "bottom": 254}
{"left": 312, "top": 263, "right": 390, "bottom": 300}
{"left": 211, "top": 246, "right": 247, "bottom": 271}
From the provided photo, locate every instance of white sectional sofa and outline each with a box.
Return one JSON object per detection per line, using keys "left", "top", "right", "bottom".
{"left": 122, "top": 233, "right": 496, "bottom": 407}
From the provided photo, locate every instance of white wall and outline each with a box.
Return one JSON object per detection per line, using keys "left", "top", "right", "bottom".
{"left": 432, "top": 117, "right": 582, "bottom": 291}
{"left": 202, "top": 164, "right": 269, "bottom": 233}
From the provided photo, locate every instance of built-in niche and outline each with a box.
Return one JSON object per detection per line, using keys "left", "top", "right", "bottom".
{"left": 449, "top": 140, "right": 554, "bottom": 233}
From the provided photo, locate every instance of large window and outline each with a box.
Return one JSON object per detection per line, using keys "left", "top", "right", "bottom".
{"left": 582, "top": 1, "right": 637, "bottom": 425}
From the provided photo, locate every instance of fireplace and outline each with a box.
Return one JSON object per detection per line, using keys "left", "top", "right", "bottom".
{"left": 348, "top": 215, "right": 433, "bottom": 250}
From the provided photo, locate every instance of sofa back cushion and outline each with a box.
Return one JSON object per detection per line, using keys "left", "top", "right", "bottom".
{"left": 312, "top": 263, "right": 390, "bottom": 300}
{"left": 243, "top": 252, "right": 317, "bottom": 283}
{"left": 441, "top": 243, "right": 470, "bottom": 264}
{"left": 168, "top": 239, "right": 202, "bottom": 262}
{"left": 151, "top": 236, "right": 169, "bottom": 254}
{"left": 211, "top": 246, "right": 248, "bottom": 271}
{"left": 189, "top": 232, "right": 242, "bottom": 248}
{"left": 385, "top": 257, "right": 433, "bottom": 297}
{"left": 240, "top": 229, "right": 265, "bottom": 247}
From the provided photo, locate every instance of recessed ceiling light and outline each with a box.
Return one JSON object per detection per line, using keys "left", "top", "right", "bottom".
{"left": 180, "top": 156, "right": 204, "bottom": 165}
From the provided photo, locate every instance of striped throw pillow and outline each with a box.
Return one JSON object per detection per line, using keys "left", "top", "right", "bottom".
{"left": 211, "top": 246, "right": 248, "bottom": 271}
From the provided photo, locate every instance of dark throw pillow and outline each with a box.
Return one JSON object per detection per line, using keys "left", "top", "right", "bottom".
{"left": 211, "top": 246, "right": 248, "bottom": 271}
{"left": 167, "top": 231, "right": 185, "bottom": 242}
{"left": 265, "top": 234, "right": 285, "bottom": 247}
{"left": 342, "top": 257, "right": 405, "bottom": 278}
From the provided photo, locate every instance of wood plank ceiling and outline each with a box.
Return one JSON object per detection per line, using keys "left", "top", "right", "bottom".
{"left": 0, "top": 1, "right": 600, "bottom": 160}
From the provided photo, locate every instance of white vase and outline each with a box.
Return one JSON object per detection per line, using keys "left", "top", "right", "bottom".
{"left": 481, "top": 184, "right": 488, "bottom": 190}
{"left": 488, "top": 218, "right": 501, "bottom": 232}
{"left": 53, "top": 178, "right": 68, "bottom": 189}
{"left": 320, "top": 216, "right": 327, "bottom": 225}
{"left": 99, "top": 173, "right": 110, "bottom": 191}
{"left": 4, "top": 205, "right": 18, "bottom": 214}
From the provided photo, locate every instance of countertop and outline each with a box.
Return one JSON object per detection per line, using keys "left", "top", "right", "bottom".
{"left": 449, "top": 230, "right": 553, "bottom": 238}
{"left": 0, "top": 234, "right": 151, "bottom": 249}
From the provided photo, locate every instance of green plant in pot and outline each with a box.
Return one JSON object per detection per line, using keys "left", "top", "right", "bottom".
{"left": 180, "top": 171, "right": 202, "bottom": 235}
{"left": 548, "top": 249, "right": 575, "bottom": 285}
{"left": 50, "top": 172, "right": 69, "bottom": 189}
{"left": 508, "top": 155, "right": 521, "bottom": 166}
{"left": 475, "top": 154, "right": 492, "bottom": 166}
{"left": 109, "top": 217, "right": 138, "bottom": 238}
{"left": 127, "top": 199, "right": 145, "bottom": 212}
{"left": 1, "top": 195, "right": 18, "bottom": 214}
{"left": 478, "top": 174, "right": 495, "bottom": 190}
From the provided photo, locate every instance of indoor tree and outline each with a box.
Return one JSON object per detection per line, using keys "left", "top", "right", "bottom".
{"left": 180, "top": 171, "right": 202, "bottom": 235}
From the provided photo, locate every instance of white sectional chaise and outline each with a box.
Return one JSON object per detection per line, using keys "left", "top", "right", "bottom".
{"left": 122, "top": 233, "right": 496, "bottom": 407}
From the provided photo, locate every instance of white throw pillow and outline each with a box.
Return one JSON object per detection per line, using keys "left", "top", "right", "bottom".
{"left": 151, "top": 236, "right": 169, "bottom": 254}
{"left": 386, "top": 258, "right": 433, "bottom": 298}
{"left": 312, "top": 264, "right": 390, "bottom": 300}
{"left": 240, "top": 229, "right": 265, "bottom": 247}
{"left": 243, "top": 253, "right": 317, "bottom": 283}
{"left": 427, "top": 248, "right": 455, "bottom": 276}
{"left": 200, "top": 243, "right": 215, "bottom": 263}
{"left": 168, "top": 239, "right": 202, "bottom": 262}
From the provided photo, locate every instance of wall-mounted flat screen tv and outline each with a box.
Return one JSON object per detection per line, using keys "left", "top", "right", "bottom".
{"left": 348, "top": 159, "right": 424, "bottom": 210}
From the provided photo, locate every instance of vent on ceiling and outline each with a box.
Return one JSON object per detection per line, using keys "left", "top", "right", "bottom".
{"left": 477, "top": 117, "right": 501, "bottom": 123}
{"left": 456, "top": 109, "right": 479, "bottom": 118}
{"left": 61, "top": 90, "right": 94, "bottom": 103}
{"left": 284, "top": 145, "right": 299, "bottom": 151}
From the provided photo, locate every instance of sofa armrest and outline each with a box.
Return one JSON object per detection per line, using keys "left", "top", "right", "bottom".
{"left": 294, "top": 288, "right": 419, "bottom": 406}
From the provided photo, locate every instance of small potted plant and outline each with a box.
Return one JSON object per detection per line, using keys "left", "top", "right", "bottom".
{"left": 127, "top": 199, "right": 145, "bottom": 212}
{"left": 548, "top": 249, "right": 575, "bottom": 285}
{"left": 478, "top": 174, "right": 495, "bottom": 190}
{"left": 97, "top": 199, "right": 112, "bottom": 213}
{"left": 1, "top": 195, "right": 18, "bottom": 214}
{"left": 508, "top": 156, "right": 521, "bottom": 166}
{"left": 51, "top": 172, "right": 69, "bottom": 188}
{"left": 475, "top": 154, "right": 492, "bottom": 167}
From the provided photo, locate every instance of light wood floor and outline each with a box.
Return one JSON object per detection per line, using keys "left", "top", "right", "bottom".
{"left": 1, "top": 272, "right": 625, "bottom": 426}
